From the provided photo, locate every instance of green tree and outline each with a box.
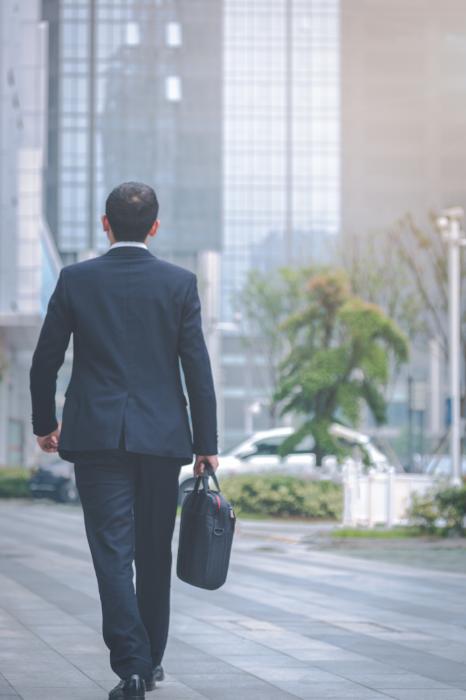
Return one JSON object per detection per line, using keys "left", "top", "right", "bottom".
{"left": 273, "top": 269, "right": 409, "bottom": 464}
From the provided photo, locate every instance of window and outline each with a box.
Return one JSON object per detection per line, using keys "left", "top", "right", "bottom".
{"left": 126, "top": 22, "right": 140, "bottom": 46}
{"left": 253, "top": 436, "right": 283, "bottom": 455}
{"left": 166, "top": 22, "right": 182, "bottom": 47}
{"left": 165, "top": 76, "right": 181, "bottom": 102}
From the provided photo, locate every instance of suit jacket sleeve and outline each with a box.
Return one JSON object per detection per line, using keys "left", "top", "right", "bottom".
{"left": 29, "top": 268, "right": 73, "bottom": 437}
{"left": 178, "top": 273, "right": 218, "bottom": 454}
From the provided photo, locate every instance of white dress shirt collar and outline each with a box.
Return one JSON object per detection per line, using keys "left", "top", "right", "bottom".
{"left": 109, "top": 241, "right": 148, "bottom": 250}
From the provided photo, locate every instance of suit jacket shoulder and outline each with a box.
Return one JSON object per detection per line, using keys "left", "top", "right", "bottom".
{"left": 63, "top": 252, "right": 195, "bottom": 285}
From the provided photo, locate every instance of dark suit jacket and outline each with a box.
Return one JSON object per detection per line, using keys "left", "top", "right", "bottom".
{"left": 29, "top": 245, "right": 218, "bottom": 464}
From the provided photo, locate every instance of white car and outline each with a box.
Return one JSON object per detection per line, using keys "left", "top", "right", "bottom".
{"left": 178, "top": 424, "right": 391, "bottom": 504}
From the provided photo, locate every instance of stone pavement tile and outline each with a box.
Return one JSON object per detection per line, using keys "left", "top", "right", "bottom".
{"left": 181, "top": 687, "right": 298, "bottom": 700}
{"left": 181, "top": 676, "right": 285, "bottom": 692}
{"left": 39, "top": 636, "right": 105, "bottom": 654}
{"left": 231, "top": 666, "right": 349, "bottom": 683}
{"left": 5, "top": 671, "right": 97, "bottom": 690}
{"left": 0, "top": 687, "right": 18, "bottom": 698}
{"left": 162, "top": 660, "right": 235, "bottom": 675}
{"left": 267, "top": 681, "right": 390, "bottom": 699}
{"left": 383, "top": 691, "right": 466, "bottom": 700}
{"left": 145, "top": 682, "right": 208, "bottom": 699}
{"left": 315, "top": 660, "right": 397, "bottom": 675}
{"left": 182, "top": 638, "right": 277, "bottom": 655}
{"left": 17, "top": 687, "right": 107, "bottom": 700}
{"left": 283, "top": 648, "right": 372, "bottom": 662}
{"left": 345, "top": 673, "right": 452, "bottom": 689}
{"left": 60, "top": 653, "right": 118, "bottom": 682}
{"left": 206, "top": 649, "right": 308, "bottom": 668}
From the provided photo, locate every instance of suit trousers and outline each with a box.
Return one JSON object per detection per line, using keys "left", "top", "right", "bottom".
{"left": 73, "top": 434, "right": 185, "bottom": 680}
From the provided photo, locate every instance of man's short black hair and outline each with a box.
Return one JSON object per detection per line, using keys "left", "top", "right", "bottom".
{"left": 105, "top": 181, "right": 159, "bottom": 242}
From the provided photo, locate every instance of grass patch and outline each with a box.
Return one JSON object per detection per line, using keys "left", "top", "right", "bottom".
{"left": 333, "top": 526, "right": 426, "bottom": 539}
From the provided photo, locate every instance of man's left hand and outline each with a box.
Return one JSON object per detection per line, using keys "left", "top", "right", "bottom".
{"left": 37, "top": 423, "right": 61, "bottom": 453}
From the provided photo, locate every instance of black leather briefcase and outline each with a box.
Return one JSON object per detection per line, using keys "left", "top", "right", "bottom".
{"left": 176, "top": 461, "right": 236, "bottom": 590}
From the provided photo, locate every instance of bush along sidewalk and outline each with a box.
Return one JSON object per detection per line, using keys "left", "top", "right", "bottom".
{"left": 0, "top": 467, "right": 32, "bottom": 498}
{"left": 408, "top": 481, "right": 466, "bottom": 536}
{"left": 220, "top": 474, "right": 342, "bottom": 520}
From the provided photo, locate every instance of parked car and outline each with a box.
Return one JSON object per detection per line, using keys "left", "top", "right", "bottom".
{"left": 177, "top": 424, "right": 393, "bottom": 504}
{"left": 29, "top": 460, "right": 80, "bottom": 504}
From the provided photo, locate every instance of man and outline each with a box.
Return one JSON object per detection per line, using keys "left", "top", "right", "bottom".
{"left": 29, "top": 182, "right": 219, "bottom": 700}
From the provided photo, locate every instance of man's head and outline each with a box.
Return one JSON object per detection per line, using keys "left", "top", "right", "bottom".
{"left": 102, "top": 181, "right": 160, "bottom": 243}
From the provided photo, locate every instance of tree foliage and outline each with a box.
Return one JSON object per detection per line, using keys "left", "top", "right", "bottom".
{"left": 273, "top": 269, "right": 409, "bottom": 463}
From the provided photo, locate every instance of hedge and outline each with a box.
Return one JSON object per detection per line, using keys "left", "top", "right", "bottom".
{"left": 0, "top": 468, "right": 31, "bottom": 498}
{"left": 220, "top": 474, "right": 343, "bottom": 519}
{"left": 409, "top": 482, "right": 466, "bottom": 536}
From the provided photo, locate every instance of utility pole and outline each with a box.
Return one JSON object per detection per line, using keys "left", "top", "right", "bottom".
{"left": 436, "top": 207, "right": 466, "bottom": 486}
{"left": 407, "top": 374, "right": 413, "bottom": 471}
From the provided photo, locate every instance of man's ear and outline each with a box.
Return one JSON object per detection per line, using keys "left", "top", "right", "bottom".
{"left": 148, "top": 219, "right": 160, "bottom": 238}
{"left": 102, "top": 214, "right": 110, "bottom": 232}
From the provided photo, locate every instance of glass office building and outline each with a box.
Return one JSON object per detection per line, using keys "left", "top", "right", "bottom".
{"left": 42, "top": 0, "right": 223, "bottom": 265}
{"left": 221, "top": 0, "right": 340, "bottom": 320}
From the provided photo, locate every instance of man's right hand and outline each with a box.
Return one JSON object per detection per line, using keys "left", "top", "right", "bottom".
{"left": 194, "top": 454, "right": 219, "bottom": 476}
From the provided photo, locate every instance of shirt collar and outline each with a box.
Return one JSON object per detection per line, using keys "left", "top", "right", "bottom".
{"left": 109, "top": 241, "right": 148, "bottom": 250}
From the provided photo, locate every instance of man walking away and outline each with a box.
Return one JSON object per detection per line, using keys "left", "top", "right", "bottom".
{"left": 29, "top": 182, "right": 219, "bottom": 699}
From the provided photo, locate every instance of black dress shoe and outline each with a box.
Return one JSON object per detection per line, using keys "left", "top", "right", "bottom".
{"left": 144, "top": 664, "right": 164, "bottom": 691}
{"left": 108, "top": 674, "right": 145, "bottom": 699}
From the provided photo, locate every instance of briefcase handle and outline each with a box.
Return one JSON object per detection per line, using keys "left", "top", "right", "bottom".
{"left": 193, "top": 459, "right": 221, "bottom": 494}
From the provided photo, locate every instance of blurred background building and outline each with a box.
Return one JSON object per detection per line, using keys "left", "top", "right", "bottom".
{"left": 1, "top": 0, "right": 465, "bottom": 464}
{"left": 341, "top": 0, "right": 466, "bottom": 236}
{"left": 42, "top": 0, "right": 223, "bottom": 268}
{"left": 340, "top": 0, "right": 466, "bottom": 456}
{"left": 0, "top": 0, "right": 61, "bottom": 466}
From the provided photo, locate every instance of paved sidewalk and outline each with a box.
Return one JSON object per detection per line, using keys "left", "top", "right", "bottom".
{"left": 0, "top": 501, "right": 466, "bottom": 699}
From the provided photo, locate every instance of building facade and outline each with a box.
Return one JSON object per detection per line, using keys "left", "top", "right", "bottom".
{"left": 341, "top": 0, "right": 466, "bottom": 455}
{"left": 0, "top": 0, "right": 62, "bottom": 466}
{"left": 222, "top": 0, "right": 340, "bottom": 322}
{"left": 220, "top": 0, "right": 340, "bottom": 447}
{"left": 341, "top": 0, "right": 466, "bottom": 237}
{"left": 42, "top": 0, "right": 223, "bottom": 267}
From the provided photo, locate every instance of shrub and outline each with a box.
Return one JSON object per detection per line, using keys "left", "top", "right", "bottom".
{"left": 0, "top": 467, "right": 31, "bottom": 498}
{"left": 436, "top": 487, "right": 466, "bottom": 534}
{"left": 220, "top": 474, "right": 342, "bottom": 519}
{"left": 409, "top": 492, "right": 440, "bottom": 534}
{"left": 408, "top": 484, "right": 466, "bottom": 536}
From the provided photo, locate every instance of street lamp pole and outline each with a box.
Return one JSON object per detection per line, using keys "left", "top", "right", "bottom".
{"left": 437, "top": 207, "right": 466, "bottom": 486}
